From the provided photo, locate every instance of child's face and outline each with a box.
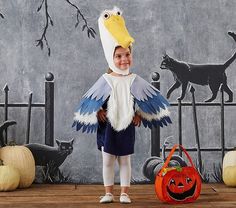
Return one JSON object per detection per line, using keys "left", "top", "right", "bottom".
{"left": 113, "top": 47, "right": 132, "bottom": 70}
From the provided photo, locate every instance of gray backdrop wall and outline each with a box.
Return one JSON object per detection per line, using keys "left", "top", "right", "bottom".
{"left": 1, "top": 0, "right": 236, "bottom": 183}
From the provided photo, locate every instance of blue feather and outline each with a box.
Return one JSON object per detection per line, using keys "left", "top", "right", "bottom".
{"left": 86, "top": 125, "right": 91, "bottom": 133}
{"left": 76, "top": 122, "right": 83, "bottom": 131}
{"left": 135, "top": 93, "right": 169, "bottom": 114}
{"left": 142, "top": 119, "right": 148, "bottom": 128}
{"left": 149, "top": 97, "right": 161, "bottom": 112}
{"left": 82, "top": 125, "right": 88, "bottom": 133}
{"left": 152, "top": 94, "right": 167, "bottom": 110}
{"left": 157, "top": 120, "right": 163, "bottom": 127}
{"left": 160, "top": 118, "right": 167, "bottom": 126}
{"left": 72, "top": 121, "right": 77, "bottom": 128}
{"left": 136, "top": 99, "right": 157, "bottom": 114}
{"left": 147, "top": 122, "right": 152, "bottom": 129}
{"left": 92, "top": 124, "right": 98, "bottom": 133}
{"left": 79, "top": 96, "right": 103, "bottom": 115}
{"left": 90, "top": 125, "right": 94, "bottom": 133}
{"left": 164, "top": 116, "right": 172, "bottom": 124}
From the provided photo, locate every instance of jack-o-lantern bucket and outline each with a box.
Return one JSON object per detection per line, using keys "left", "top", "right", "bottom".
{"left": 155, "top": 144, "right": 201, "bottom": 204}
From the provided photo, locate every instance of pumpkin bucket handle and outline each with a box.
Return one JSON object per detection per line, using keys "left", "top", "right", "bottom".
{"left": 159, "top": 144, "right": 195, "bottom": 176}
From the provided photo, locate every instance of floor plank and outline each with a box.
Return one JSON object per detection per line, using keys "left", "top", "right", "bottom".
{"left": 0, "top": 183, "right": 235, "bottom": 208}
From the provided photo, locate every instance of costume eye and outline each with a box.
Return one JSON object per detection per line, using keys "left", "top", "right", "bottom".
{"left": 103, "top": 12, "right": 110, "bottom": 19}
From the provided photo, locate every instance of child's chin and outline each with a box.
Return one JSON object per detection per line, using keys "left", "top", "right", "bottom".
{"left": 119, "top": 66, "right": 129, "bottom": 70}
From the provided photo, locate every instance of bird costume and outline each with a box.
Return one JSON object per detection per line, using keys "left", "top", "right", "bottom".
{"left": 73, "top": 7, "right": 172, "bottom": 156}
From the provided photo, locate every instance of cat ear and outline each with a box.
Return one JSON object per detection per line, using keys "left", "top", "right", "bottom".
{"left": 69, "top": 138, "right": 74, "bottom": 145}
{"left": 166, "top": 54, "right": 170, "bottom": 60}
{"left": 163, "top": 51, "right": 167, "bottom": 58}
{"left": 56, "top": 139, "right": 60, "bottom": 146}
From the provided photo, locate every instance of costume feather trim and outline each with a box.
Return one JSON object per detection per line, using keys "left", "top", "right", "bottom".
{"left": 73, "top": 75, "right": 111, "bottom": 133}
{"left": 131, "top": 75, "right": 172, "bottom": 128}
{"left": 104, "top": 73, "right": 135, "bottom": 131}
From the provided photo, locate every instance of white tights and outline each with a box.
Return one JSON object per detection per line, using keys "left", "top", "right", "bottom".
{"left": 102, "top": 149, "right": 131, "bottom": 187}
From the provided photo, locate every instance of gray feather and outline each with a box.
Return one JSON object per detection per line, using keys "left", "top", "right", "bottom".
{"left": 131, "top": 75, "right": 158, "bottom": 101}
{"left": 84, "top": 75, "right": 111, "bottom": 101}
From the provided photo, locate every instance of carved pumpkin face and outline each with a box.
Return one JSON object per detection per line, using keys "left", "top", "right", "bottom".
{"left": 155, "top": 166, "right": 201, "bottom": 204}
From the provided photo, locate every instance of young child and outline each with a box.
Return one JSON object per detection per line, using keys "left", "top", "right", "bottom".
{"left": 73, "top": 7, "right": 172, "bottom": 204}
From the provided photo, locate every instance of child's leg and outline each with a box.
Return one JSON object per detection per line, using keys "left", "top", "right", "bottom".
{"left": 117, "top": 155, "right": 131, "bottom": 194}
{"left": 102, "top": 150, "right": 116, "bottom": 193}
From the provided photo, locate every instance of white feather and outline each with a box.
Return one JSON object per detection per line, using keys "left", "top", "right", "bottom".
{"left": 136, "top": 106, "right": 170, "bottom": 121}
{"left": 104, "top": 73, "right": 136, "bottom": 131}
{"left": 74, "top": 111, "right": 97, "bottom": 125}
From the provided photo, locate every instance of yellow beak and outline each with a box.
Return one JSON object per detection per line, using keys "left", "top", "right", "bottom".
{"left": 104, "top": 15, "right": 134, "bottom": 48}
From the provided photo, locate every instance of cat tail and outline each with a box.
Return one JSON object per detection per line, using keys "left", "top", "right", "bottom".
{"left": 224, "top": 50, "right": 236, "bottom": 68}
{"left": 0, "top": 120, "right": 17, "bottom": 146}
{"left": 228, "top": 31, "right": 236, "bottom": 42}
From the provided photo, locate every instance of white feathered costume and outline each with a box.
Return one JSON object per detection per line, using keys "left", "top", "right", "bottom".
{"left": 73, "top": 7, "right": 171, "bottom": 134}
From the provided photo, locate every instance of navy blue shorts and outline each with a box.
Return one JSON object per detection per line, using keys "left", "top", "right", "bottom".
{"left": 97, "top": 121, "right": 135, "bottom": 156}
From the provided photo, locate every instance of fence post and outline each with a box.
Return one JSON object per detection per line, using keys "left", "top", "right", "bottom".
{"left": 45, "top": 72, "right": 54, "bottom": 146}
{"left": 178, "top": 99, "right": 182, "bottom": 157}
{"left": 3, "top": 84, "right": 9, "bottom": 144}
{"left": 151, "top": 72, "right": 160, "bottom": 157}
{"left": 220, "top": 85, "right": 225, "bottom": 162}
{"left": 26, "top": 92, "right": 33, "bottom": 144}
{"left": 189, "top": 85, "right": 202, "bottom": 174}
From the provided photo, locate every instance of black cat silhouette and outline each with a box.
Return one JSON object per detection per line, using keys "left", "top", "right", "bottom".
{"left": 25, "top": 139, "right": 74, "bottom": 182}
{"left": 160, "top": 51, "right": 236, "bottom": 102}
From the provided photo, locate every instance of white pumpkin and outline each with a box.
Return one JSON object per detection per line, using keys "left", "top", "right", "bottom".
{"left": 0, "top": 162, "right": 20, "bottom": 191}
{"left": 223, "top": 166, "right": 236, "bottom": 187}
{"left": 0, "top": 145, "right": 35, "bottom": 188}
{"left": 223, "top": 149, "right": 236, "bottom": 187}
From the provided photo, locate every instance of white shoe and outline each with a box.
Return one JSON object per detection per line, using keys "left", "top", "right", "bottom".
{"left": 120, "top": 193, "right": 131, "bottom": 203}
{"left": 99, "top": 193, "right": 114, "bottom": 203}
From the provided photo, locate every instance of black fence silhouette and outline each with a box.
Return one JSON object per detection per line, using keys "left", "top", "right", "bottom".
{"left": 150, "top": 72, "right": 235, "bottom": 174}
{"left": 0, "top": 72, "right": 54, "bottom": 146}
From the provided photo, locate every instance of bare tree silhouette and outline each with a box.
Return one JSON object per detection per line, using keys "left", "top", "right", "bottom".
{"left": 65, "top": 0, "right": 96, "bottom": 38}
{"left": 36, "top": 0, "right": 52, "bottom": 56}
{"left": 36, "top": 0, "right": 96, "bottom": 56}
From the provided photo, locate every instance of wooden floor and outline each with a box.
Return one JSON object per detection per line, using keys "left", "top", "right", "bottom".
{"left": 0, "top": 183, "right": 236, "bottom": 208}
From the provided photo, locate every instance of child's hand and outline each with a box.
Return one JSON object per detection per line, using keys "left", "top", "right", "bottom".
{"left": 97, "top": 109, "right": 107, "bottom": 122}
{"left": 133, "top": 113, "right": 141, "bottom": 127}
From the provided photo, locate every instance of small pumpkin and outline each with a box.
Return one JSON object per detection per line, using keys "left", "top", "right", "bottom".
{"left": 155, "top": 144, "right": 201, "bottom": 204}
{"left": 0, "top": 160, "right": 20, "bottom": 191}
{"left": 223, "top": 166, "right": 236, "bottom": 186}
{"left": 156, "top": 166, "right": 201, "bottom": 203}
{"left": 0, "top": 145, "right": 35, "bottom": 188}
{"left": 223, "top": 148, "right": 236, "bottom": 187}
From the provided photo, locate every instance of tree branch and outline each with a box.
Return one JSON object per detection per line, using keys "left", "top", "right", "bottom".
{"left": 36, "top": 0, "right": 95, "bottom": 56}
{"left": 36, "top": 0, "right": 52, "bottom": 56}
{"left": 0, "top": 11, "right": 4, "bottom": 19}
{"left": 65, "top": 0, "right": 96, "bottom": 38}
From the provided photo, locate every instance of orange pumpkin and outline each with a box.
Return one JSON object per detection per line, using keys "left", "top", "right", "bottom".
{"left": 155, "top": 144, "right": 201, "bottom": 204}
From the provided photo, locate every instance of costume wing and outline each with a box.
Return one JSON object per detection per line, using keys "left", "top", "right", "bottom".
{"left": 131, "top": 75, "right": 172, "bottom": 128}
{"left": 72, "top": 75, "right": 111, "bottom": 133}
